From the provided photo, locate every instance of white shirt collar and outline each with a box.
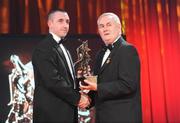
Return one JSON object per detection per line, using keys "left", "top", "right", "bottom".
{"left": 49, "top": 31, "right": 61, "bottom": 43}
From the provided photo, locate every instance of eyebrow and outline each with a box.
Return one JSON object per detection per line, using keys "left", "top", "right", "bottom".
{"left": 106, "top": 22, "right": 111, "bottom": 25}
{"left": 98, "top": 21, "right": 112, "bottom": 26}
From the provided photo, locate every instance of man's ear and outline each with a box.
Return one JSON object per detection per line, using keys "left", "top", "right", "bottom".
{"left": 47, "top": 20, "right": 52, "bottom": 28}
{"left": 118, "top": 23, "right": 121, "bottom": 32}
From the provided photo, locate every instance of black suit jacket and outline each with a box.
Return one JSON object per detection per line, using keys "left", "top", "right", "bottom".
{"left": 90, "top": 37, "right": 142, "bottom": 123}
{"left": 32, "top": 34, "right": 80, "bottom": 123}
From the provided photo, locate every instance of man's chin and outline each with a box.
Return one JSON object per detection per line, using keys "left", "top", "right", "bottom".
{"left": 103, "top": 38, "right": 111, "bottom": 43}
{"left": 59, "top": 34, "right": 67, "bottom": 38}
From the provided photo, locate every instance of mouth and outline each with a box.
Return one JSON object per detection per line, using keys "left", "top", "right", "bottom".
{"left": 62, "top": 29, "right": 67, "bottom": 32}
{"left": 61, "top": 30, "right": 68, "bottom": 33}
{"left": 104, "top": 33, "right": 110, "bottom": 36}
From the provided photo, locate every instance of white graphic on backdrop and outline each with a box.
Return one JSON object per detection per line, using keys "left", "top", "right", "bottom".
{"left": 6, "top": 55, "right": 34, "bottom": 123}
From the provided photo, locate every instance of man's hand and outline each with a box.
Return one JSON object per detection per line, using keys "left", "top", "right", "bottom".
{"left": 80, "top": 79, "right": 97, "bottom": 91}
{"left": 78, "top": 93, "right": 91, "bottom": 109}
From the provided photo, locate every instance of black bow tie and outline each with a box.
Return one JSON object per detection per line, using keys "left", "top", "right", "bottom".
{"left": 103, "top": 44, "right": 113, "bottom": 51}
{"left": 58, "top": 38, "right": 66, "bottom": 45}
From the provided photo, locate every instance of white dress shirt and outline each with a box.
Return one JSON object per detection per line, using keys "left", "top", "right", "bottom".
{"left": 101, "top": 49, "right": 111, "bottom": 66}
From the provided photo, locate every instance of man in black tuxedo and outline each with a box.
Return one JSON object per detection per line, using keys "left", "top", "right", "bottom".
{"left": 32, "top": 9, "right": 90, "bottom": 123}
{"left": 81, "top": 13, "right": 142, "bottom": 123}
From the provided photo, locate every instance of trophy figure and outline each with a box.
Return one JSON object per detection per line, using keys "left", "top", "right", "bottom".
{"left": 74, "top": 40, "right": 91, "bottom": 85}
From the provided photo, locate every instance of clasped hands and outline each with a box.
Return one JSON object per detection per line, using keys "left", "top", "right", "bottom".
{"left": 78, "top": 92, "right": 91, "bottom": 109}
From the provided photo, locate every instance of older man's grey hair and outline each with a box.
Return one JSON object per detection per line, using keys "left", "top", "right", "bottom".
{"left": 97, "top": 12, "right": 121, "bottom": 25}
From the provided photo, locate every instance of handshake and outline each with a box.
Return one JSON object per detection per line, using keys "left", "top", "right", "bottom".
{"left": 77, "top": 74, "right": 97, "bottom": 109}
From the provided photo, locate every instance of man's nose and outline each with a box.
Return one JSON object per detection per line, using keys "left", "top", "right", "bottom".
{"left": 103, "top": 28, "right": 108, "bottom": 33}
{"left": 63, "top": 23, "right": 69, "bottom": 28}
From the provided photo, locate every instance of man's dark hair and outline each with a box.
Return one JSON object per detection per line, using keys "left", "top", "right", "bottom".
{"left": 47, "top": 8, "right": 67, "bottom": 20}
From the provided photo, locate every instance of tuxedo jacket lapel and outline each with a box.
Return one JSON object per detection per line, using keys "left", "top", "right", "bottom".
{"left": 66, "top": 50, "right": 76, "bottom": 78}
{"left": 55, "top": 45, "right": 66, "bottom": 62}
{"left": 94, "top": 50, "right": 105, "bottom": 75}
{"left": 54, "top": 44, "right": 74, "bottom": 82}
{"left": 65, "top": 49, "right": 76, "bottom": 88}
{"left": 99, "top": 38, "right": 124, "bottom": 74}
{"left": 99, "top": 47, "right": 117, "bottom": 74}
